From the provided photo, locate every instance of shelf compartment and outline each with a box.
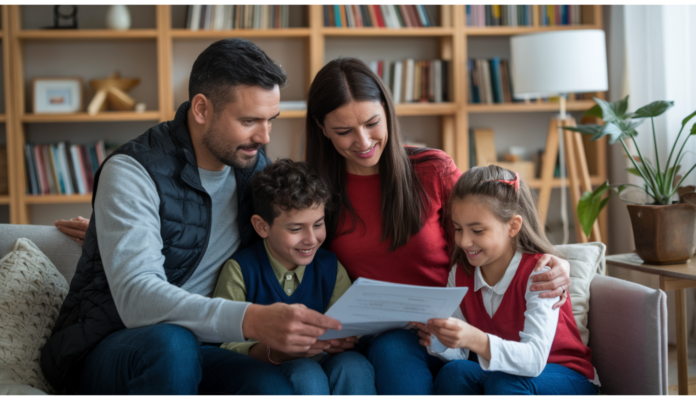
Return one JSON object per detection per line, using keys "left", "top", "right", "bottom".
{"left": 465, "top": 24, "right": 601, "bottom": 36}
{"left": 171, "top": 28, "right": 311, "bottom": 39}
{"left": 395, "top": 103, "right": 457, "bottom": 116}
{"left": 466, "top": 101, "right": 595, "bottom": 114}
{"left": 22, "top": 111, "right": 161, "bottom": 123}
{"left": 526, "top": 176, "right": 604, "bottom": 189}
{"left": 278, "top": 110, "right": 306, "bottom": 119}
{"left": 0, "top": 195, "right": 10, "bottom": 205}
{"left": 16, "top": 29, "right": 158, "bottom": 40}
{"left": 23, "top": 194, "right": 92, "bottom": 204}
{"left": 321, "top": 27, "right": 454, "bottom": 37}
{"left": 0, "top": 114, "right": 6, "bottom": 122}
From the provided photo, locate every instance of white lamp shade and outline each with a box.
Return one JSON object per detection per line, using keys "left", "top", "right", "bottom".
{"left": 510, "top": 30, "right": 608, "bottom": 99}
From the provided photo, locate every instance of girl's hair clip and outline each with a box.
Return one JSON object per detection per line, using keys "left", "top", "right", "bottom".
{"left": 486, "top": 172, "right": 519, "bottom": 192}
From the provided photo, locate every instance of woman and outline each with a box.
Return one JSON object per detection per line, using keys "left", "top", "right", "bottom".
{"left": 56, "top": 57, "right": 572, "bottom": 395}
{"left": 302, "top": 57, "right": 571, "bottom": 395}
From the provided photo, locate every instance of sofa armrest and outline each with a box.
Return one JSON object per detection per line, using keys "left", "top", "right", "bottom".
{"left": 587, "top": 274, "right": 668, "bottom": 395}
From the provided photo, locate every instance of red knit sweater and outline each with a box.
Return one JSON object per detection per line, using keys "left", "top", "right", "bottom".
{"left": 329, "top": 149, "right": 461, "bottom": 287}
{"left": 457, "top": 253, "right": 595, "bottom": 380}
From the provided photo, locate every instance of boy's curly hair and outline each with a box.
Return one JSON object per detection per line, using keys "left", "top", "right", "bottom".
{"left": 251, "top": 158, "right": 331, "bottom": 225}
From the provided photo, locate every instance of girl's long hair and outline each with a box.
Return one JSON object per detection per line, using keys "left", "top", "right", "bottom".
{"left": 306, "top": 57, "right": 429, "bottom": 251}
{"left": 450, "top": 165, "right": 556, "bottom": 274}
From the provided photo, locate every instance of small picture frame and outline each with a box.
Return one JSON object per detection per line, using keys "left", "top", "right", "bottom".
{"left": 33, "top": 78, "right": 83, "bottom": 114}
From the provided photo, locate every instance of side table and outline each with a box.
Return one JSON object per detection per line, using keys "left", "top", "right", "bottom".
{"left": 606, "top": 253, "right": 696, "bottom": 395}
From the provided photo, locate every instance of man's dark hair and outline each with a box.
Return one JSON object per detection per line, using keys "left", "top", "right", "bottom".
{"left": 252, "top": 159, "right": 331, "bottom": 226}
{"left": 188, "top": 38, "right": 288, "bottom": 110}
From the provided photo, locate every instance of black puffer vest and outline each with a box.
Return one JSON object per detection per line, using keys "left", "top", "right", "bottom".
{"left": 40, "top": 101, "right": 270, "bottom": 391}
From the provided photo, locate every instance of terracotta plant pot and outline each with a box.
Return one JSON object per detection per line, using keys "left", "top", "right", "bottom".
{"left": 627, "top": 203, "right": 696, "bottom": 265}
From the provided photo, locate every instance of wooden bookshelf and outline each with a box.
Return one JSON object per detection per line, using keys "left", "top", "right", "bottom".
{"left": 16, "top": 29, "right": 158, "bottom": 40}
{"left": 171, "top": 28, "right": 311, "bottom": 39}
{"left": 3, "top": 4, "right": 608, "bottom": 233}
{"left": 21, "top": 111, "right": 161, "bottom": 123}
{"left": 22, "top": 194, "right": 93, "bottom": 204}
{"left": 466, "top": 100, "right": 597, "bottom": 114}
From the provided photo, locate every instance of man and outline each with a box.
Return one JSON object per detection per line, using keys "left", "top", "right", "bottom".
{"left": 41, "top": 39, "right": 342, "bottom": 395}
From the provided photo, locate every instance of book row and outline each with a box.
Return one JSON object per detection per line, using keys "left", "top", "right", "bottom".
{"left": 323, "top": 5, "right": 435, "bottom": 28}
{"left": 468, "top": 58, "right": 583, "bottom": 105}
{"left": 541, "top": 5, "right": 584, "bottom": 26}
{"left": 370, "top": 59, "right": 450, "bottom": 104}
{"left": 23, "top": 142, "right": 116, "bottom": 196}
{"left": 186, "top": 5, "right": 290, "bottom": 31}
{"left": 466, "top": 5, "right": 534, "bottom": 27}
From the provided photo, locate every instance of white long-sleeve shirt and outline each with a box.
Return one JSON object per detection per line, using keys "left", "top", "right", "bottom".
{"left": 428, "top": 252, "right": 599, "bottom": 385}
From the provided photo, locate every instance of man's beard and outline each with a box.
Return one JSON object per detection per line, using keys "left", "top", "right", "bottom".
{"left": 202, "top": 120, "right": 261, "bottom": 169}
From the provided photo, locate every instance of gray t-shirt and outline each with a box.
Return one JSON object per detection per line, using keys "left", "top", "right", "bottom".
{"left": 94, "top": 154, "right": 248, "bottom": 343}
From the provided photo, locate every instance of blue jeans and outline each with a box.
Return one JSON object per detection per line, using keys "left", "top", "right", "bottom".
{"left": 359, "top": 329, "right": 445, "bottom": 395}
{"left": 435, "top": 359, "right": 598, "bottom": 395}
{"left": 76, "top": 324, "right": 294, "bottom": 395}
{"left": 277, "top": 351, "right": 376, "bottom": 394}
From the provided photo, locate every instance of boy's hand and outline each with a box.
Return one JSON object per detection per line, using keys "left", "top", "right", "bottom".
{"left": 322, "top": 336, "right": 359, "bottom": 354}
{"left": 426, "top": 317, "right": 472, "bottom": 349}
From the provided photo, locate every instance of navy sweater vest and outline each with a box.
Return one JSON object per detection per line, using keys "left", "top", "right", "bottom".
{"left": 234, "top": 240, "right": 338, "bottom": 313}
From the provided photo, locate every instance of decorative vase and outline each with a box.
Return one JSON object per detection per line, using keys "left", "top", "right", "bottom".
{"left": 105, "top": 5, "right": 131, "bottom": 30}
{"left": 627, "top": 203, "right": 696, "bottom": 265}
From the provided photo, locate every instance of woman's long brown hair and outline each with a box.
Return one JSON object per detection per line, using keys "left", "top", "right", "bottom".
{"left": 306, "top": 57, "right": 430, "bottom": 251}
{"left": 450, "top": 165, "right": 556, "bottom": 275}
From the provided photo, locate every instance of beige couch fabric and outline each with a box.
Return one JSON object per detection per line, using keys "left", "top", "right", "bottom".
{"left": 0, "top": 238, "right": 69, "bottom": 394}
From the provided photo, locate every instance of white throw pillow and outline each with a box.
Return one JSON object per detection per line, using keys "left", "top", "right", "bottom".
{"left": 554, "top": 242, "right": 606, "bottom": 346}
{"left": 0, "top": 238, "right": 69, "bottom": 394}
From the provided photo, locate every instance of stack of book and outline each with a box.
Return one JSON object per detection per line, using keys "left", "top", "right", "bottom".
{"left": 468, "top": 58, "right": 515, "bottom": 104}
{"left": 186, "top": 5, "right": 290, "bottom": 30}
{"left": 541, "top": 5, "right": 583, "bottom": 26}
{"left": 323, "top": 5, "right": 435, "bottom": 28}
{"left": 466, "top": 5, "right": 534, "bottom": 27}
{"left": 369, "top": 59, "right": 450, "bottom": 104}
{"left": 23, "top": 141, "right": 115, "bottom": 196}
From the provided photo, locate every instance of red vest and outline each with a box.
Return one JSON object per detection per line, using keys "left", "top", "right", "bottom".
{"left": 456, "top": 253, "right": 595, "bottom": 380}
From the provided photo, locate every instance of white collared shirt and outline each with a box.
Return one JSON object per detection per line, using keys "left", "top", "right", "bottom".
{"left": 428, "top": 252, "right": 600, "bottom": 385}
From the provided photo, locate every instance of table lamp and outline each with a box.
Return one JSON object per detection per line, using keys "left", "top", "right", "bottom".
{"left": 510, "top": 30, "right": 608, "bottom": 243}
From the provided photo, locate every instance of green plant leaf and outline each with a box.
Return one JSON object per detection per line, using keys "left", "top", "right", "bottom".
{"left": 577, "top": 182, "right": 611, "bottom": 238}
{"left": 602, "top": 120, "right": 644, "bottom": 144}
{"left": 682, "top": 110, "right": 696, "bottom": 127}
{"left": 583, "top": 104, "right": 603, "bottom": 119}
{"left": 593, "top": 96, "right": 631, "bottom": 122}
{"left": 634, "top": 101, "right": 674, "bottom": 118}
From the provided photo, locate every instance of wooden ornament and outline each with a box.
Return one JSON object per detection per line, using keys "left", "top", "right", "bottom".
{"left": 87, "top": 71, "right": 140, "bottom": 115}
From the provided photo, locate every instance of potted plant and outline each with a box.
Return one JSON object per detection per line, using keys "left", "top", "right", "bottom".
{"left": 564, "top": 95, "right": 696, "bottom": 264}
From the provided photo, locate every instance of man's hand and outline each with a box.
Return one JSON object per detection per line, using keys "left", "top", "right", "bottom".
{"left": 242, "top": 303, "right": 342, "bottom": 355}
{"left": 55, "top": 216, "right": 90, "bottom": 244}
{"left": 530, "top": 254, "right": 571, "bottom": 309}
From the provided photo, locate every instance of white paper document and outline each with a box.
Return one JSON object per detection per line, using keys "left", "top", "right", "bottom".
{"left": 319, "top": 278, "right": 468, "bottom": 340}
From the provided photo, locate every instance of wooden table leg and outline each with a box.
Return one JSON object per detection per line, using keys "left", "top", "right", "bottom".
{"left": 676, "top": 288, "right": 689, "bottom": 395}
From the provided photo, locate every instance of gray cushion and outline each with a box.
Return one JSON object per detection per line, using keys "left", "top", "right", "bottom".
{"left": 588, "top": 274, "right": 668, "bottom": 395}
{"left": 0, "top": 225, "right": 81, "bottom": 284}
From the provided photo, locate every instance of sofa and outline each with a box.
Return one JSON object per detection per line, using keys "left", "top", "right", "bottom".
{"left": 0, "top": 224, "right": 668, "bottom": 395}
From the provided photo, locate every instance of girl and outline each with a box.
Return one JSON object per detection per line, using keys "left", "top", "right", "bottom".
{"left": 412, "top": 165, "right": 599, "bottom": 395}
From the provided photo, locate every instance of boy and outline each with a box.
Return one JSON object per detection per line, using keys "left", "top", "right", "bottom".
{"left": 212, "top": 159, "right": 375, "bottom": 395}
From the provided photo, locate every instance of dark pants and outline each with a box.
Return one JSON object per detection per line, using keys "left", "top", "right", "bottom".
{"left": 76, "top": 324, "right": 294, "bottom": 395}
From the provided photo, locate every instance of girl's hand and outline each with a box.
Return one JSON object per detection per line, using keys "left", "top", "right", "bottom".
{"left": 426, "top": 317, "right": 473, "bottom": 349}
{"left": 408, "top": 322, "right": 432, "bottom": 347}
{"left": 530, "top": 254, "right": 571, "bottom": 309}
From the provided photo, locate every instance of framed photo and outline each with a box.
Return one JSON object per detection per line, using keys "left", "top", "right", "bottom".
{"left": 33, "top": 78, "right": 83, "bottom": 114}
